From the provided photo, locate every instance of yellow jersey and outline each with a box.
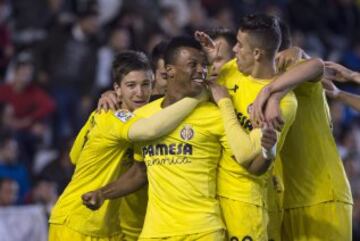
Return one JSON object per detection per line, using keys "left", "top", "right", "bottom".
{"left": 280, "top": 81, "right": 353, "bottom": 208}
{"left": 133, "top": 98, "right": 231, "bottom": 238}
{"left": 217, "top": 59, "right": 298, "bottom": 207}
{"left": 49, "top": 110, "right": 139, "bottom": 237}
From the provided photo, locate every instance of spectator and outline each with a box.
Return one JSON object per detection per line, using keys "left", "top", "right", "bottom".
{"left": 0, "top": 133, "right": 30, "bottom": 203}
{"left": 0, "top": 177, "right": 18, "bottom": 206}
{"left": 0, "top": 53, "right": 56, "bottom": 162}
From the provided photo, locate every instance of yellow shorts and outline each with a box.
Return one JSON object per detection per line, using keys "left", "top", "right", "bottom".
{"left": 48, "top": 224, "right": 125, "bottom": 241}
{"left": 219, "top": 196, "right": 268, "bottom": 241}
{"left": 282, "top": 201, "right": 352, "bottom": 241}
{"left": 138, "top": 229, "right": 226, "bottom": 241}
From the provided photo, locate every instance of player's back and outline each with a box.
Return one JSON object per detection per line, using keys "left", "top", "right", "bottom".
{"left": 280, "top": 81, "right": 352, "bottom": 208}
{"left": 50, "top": 110, "right": 137, "bottom": 236}
{"left": 134, "top": 98, "right": 228, "bottom": 237}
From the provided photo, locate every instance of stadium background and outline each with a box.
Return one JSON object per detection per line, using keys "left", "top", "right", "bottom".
{"left": 0, "top": 0, "right": 359, "bottom": 240}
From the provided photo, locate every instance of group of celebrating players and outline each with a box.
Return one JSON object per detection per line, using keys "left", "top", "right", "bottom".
{"left": 47, "top": 13, "right": 359, "bottom": 241}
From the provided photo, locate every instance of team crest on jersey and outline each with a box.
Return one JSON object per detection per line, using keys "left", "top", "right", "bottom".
{"left": 180, "top": 124, "right": 194, "bottom": 141}
{"left": 114, "top": 109, "right": 134, "bottom": 122}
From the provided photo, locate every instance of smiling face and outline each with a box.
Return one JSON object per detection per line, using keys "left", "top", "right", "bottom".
{"left": 167, "top": 47, "right": 207, "bottom": 97}
{"left": 115, "top": 70, "right": 153, "bottom": 111}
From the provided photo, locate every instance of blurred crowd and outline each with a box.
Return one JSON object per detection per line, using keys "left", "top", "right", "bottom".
{"left": 0, "top": 0, "right": 359, "bottom": 239}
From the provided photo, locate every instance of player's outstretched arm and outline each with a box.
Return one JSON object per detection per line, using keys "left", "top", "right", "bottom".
{"left": 82, "top": 161, "right": 147, "bottom": 210}
{"left": 322, "top": 79, "right": 360, "bottom": 112}
{"left": 324, "top": 61, "right": 360, "bottom": 84}
{"left": 128, "top": 90, "right": 208, "bottom": 141}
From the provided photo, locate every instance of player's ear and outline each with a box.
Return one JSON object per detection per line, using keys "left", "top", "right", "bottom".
{"left": 253, "top": 48, "right": 264, "bottom": 61}
{"left": 113, "top": 82, "right": 122, "bottom": 98}
{"left": 166, "top": 65, "right": 175, "bottom": 79}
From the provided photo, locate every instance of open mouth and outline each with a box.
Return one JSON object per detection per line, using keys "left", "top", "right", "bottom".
{"left": 192, "top": 78, "right": 205, "bottom": 84}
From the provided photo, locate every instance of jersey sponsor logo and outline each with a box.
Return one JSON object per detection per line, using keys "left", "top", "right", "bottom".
{"left": 236, "top": 111, "right": 253, "bottom": 131}
{"left": 180, "top": 124, "right": 194, "bottom": 141}
{"left": 142, "top": 143, "right": 193, "bottom": 157}
{"left": 115, "top": 110, "right": 134, "bottom": 122}
{"left": 146, "top": 156, "right": 192, "bottom": 166}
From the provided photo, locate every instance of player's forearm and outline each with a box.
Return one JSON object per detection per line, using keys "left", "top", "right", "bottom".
{"left": 100, "top": 163, "right": 147, "bottom": 200}
{"left": 337, "top": 90, "right": 360, "bottom": 112}
{"left": 128, "top": 96, "right": 204, "bottom": 141}
{"left": 218, "top": 98, "right": 262, "bottom": 166}
{"left": 348, "top": 71, "right": 360, "bottom": 84}
{"left": 268, "top": 58, "right": 324, "bottom": 95}
{"left": 247, "top": 154, "right": 273, "bottom": 176}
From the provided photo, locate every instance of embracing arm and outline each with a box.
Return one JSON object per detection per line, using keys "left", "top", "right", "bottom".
{"left": 128, "top": 92, "right": 207, "bottom": 141}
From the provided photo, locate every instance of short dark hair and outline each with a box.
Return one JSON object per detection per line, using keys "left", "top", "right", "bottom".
{"left": 207, "top": 27, "right": 236, "bottom": 49}
{"left": 278, "top": 20, "right": 292, "bottom": 51}
{"left": 164, "top": 36, "right": 202, "bottom": 65}
{"left": 150, "top": 40, "right": 169, "bottom": 71}
{"left": 239, "top": 14, "right": 281, "bottom": 57}
{"left": 112, "top": 51, "right": 152, "bottom": 84}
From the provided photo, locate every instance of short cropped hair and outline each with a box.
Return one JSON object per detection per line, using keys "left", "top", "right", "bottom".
{"left": 150, "top": 40, "right": 169, "bottom": 71}
{"left": 239, "top": 14, "right": 281, "bottom": 57}
{"left": 112, "top": 51, "right": 152, "bottom": 84}
{"left": 207, "top": 27, "right": 236, "bottom": 48}
{"left": 164, "top": 36, "right": 202, "bottom": 65}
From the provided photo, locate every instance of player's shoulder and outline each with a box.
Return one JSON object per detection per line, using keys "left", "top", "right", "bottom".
{"left": 192, "top": 101, "right": 221, "bottom": 118}
{"left": 217, "top": 58, "right": 243, "bottom": 86}
{"left": 134, "top": 98, "right": 163, "bottom": 117}
{"left": 92, "top": 109, "right": 136, "bottom": 125}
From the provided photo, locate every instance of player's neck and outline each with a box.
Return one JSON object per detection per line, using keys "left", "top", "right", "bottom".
{"left": 162, "top": 89, "right": 185, "bottom": 107}
{"left": 251, "top": 60, "right": 276, "bottom": 79}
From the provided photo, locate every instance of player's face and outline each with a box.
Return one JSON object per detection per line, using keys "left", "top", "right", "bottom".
{"left": 169, "top": 47, "right": 207, "bottom": 97}
{"left": 233, "top": 30, "right": 255, "bottom": 75}
{"left": 116, "top": 70, "right": 153, "bottom": 112}
{"left": 210, "top": 37, "right": 234, "bottom": 78}
{"left": 154, "top": 58, "right": 167, "bottom": 92}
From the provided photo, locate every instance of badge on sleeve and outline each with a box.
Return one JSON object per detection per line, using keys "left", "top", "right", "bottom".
{"left": 114, "top": 110, "right": 134, "bottom": 123}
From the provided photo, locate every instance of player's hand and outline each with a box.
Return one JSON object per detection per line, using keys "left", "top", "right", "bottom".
{"left": 97, "top": 90, "right": 120, "bottom": 112}
{"left": 207, "top": 81, "right": 230, "bottom": 104}
{"left": 322, "top": 79, "right": 341, "bottom": 99}
{"left": 264, "top": 96, "right": 284, "bottom": 131}
{"left": 82, "top": 190, "right": 104, "bottom": 210}
{"left": 261, "top": 125, "right": 277, "bottom": 150}
{"left": 324, "top": 61, "right": 353, "bottom": 83}
{"left": 261, "top": 124, "right": 277, "bottom": 160}
{"left": 250, "top": 86, "right": 271, "bottom": 128}
{"left": 194, "top": 31, "right": 219, "bottom": 65}
{"left": 275, "top": 46, "right": 303, "bottom": 72}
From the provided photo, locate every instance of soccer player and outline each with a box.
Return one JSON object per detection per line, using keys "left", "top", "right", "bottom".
{"left": 197, "top": 14, "right": 297, "bottom": 241}
{"left": 82, "top": 36, "right": 278, "bottom": 241}
{"left": 149, "top": 40, "right": 168, "bottom": 101}
{"left": 250, "top": 53, "right": 352, "bottom": 240}
{"left": 48, "top": 50, "right": 209, "bottom": 241}
{"left": 206, "top": 27, "right": 236, "bottom": 79}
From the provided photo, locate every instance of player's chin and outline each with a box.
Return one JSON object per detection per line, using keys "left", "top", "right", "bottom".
{"left": 132, "top": 101, "right": 147, "bottom": 109}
